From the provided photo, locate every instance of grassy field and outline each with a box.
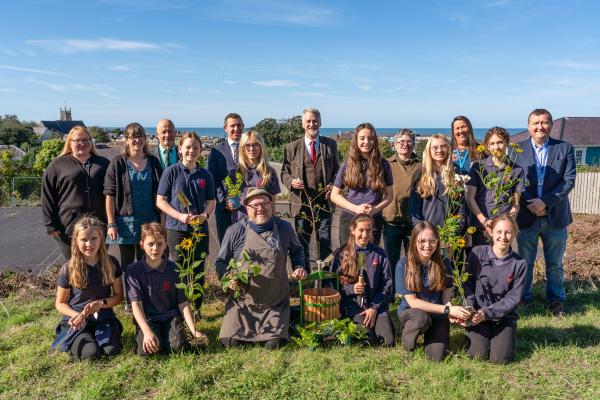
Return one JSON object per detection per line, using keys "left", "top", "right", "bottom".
{"left": 1, "top": 280, "right": 599, "bottom": 400}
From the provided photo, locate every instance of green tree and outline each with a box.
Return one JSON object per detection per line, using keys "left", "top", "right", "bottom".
{"left": 253, "top": 115, "right": 303, "bottom": 147}
{"left": 0, "top": 150, "right": 16, "bottom": 205}
{"left": 415, "top": 139, "right": 427, "bottom": 158}
{"left": 337, "top": 138, "right": 351, "bottom": 161}
{"left": 0, "top": 115, "right": 36, "bottom": 147}
{"left": 379, "top": 138, "right": 395, "bottom": 159}
{"left": 88, "top": 126, "right": 110, "bottom": 143}
{"left": 33, "top": 139, "right": 64, "bottom": 175}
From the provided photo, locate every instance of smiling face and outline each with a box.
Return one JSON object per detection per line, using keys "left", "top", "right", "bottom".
{"left": 126, "top": 132, "right": 146, "bottom": 154}
{"left": 224, "top": 117, "right": 244, "bottom": 142}
{"left": 528, "top": 112, "right": 552, "bottom": 145}
{"left": 69, "top": 130, "right": 92, "bottom": 160}
{"left": 429, "top": 137, "right": 449, "bottom": 164}
{"left": 395, "top": 133, "right": 415, "bottom": 158}
{"left": 246, "top": 194, "right": 273, "bottom": 224}
{"left": 179, "top": 137, "right": 201, "bottom": 164}
{"left": 156, "top": 119, "right": 176, "bottom": 148}
{"left": 302, "top": 112, "right": 321, "bottom": 139}
{"left": 357, "top": 128, "right": 375, "bottom": 156}
{"left": 492, "top": 219, "right": 515, "bottom": 251}
{"left": 452, "top": 119, "right": 471, "bottom": 147}
{"left": 415, "top": 228, "right": 439, "bottom": 261}
{"left": 351, "top": 220, "right": 373, "bottom": 248}
{"left": 140, "top": 234, "right": 166, "bottom": 263}
{"left": 76, "top": 227, "right": 101, "bottom": 262}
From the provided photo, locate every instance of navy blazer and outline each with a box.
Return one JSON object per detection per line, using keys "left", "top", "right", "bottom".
{"left": 515, "top": 137, "right": 576, "bottom": 229}
{"left": 207, "top": 140, "right": 237, "bottom": 204}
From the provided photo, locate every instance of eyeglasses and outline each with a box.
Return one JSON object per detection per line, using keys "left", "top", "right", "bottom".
{"left": 71, "top": 139, "right": 91, "bottom": 145}
{"left": 126, "top": 135, "right": 146, "bottom": 140}
{"left": 417, "top": 239, "right": 439, "bottom": 246}
{"left": 244, "top": 143, "right": 260, "bottom": 150}
{"left": 396, "top": 140, "right": 414, "bottom": 146}
{"left": 247, "top": 201, "right": 271, "bottom": 211}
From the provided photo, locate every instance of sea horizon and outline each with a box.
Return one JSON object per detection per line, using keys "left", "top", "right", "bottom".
{"left": 106, "top": 127, "right": 526, "bottom": 140}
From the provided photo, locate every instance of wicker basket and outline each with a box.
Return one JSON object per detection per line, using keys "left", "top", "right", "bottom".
{"left": 302, "top": 287, "right": 341, "bottom": 323}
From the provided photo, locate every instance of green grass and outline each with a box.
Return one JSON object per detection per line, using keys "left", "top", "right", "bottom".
{"left": 1, "top": 282, "right": 599, "bottom": 400}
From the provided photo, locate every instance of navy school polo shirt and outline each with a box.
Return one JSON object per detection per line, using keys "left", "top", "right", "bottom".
{"left": 395, "top": 256, "right": 453, "bottom": 312}
{"left": 126, "top": 255, "right": 187, "bottom": 322}
{"left": 57, "top": 255, "right": 122, "bottom": 321}
{"left": 157, "top": 162, "right": 215, "bottom": 232}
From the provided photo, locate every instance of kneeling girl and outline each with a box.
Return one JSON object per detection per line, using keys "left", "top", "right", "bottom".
{"left": 395, "top": 221, "right": 470, "bottom": 361}
{"left": 333, "top": 213, "right": 395, "bottom": 346}
{"left": 52, "top": 216, "right": 124, "bottom": 361}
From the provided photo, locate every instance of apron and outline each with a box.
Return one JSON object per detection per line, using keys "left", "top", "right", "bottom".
{"left": 219, "top": 221, "right": 291, "bottom": 341}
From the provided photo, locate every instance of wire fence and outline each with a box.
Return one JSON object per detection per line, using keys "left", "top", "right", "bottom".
{"left": 7, "top": 176, "right": 42, "bottom": 206}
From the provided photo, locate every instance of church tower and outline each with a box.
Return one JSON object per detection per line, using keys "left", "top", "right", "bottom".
{"left": 60, "top": 106, "right": 72, "bottom": 121}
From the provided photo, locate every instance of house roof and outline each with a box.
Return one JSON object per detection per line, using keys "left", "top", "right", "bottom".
{"left": 39, "top": 120, "right": 86, "bottom": 134}
{"left": 511, "top": 117, "right": 600, "bottom": 147}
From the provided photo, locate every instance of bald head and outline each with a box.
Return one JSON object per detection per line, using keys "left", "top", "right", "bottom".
{"left": 156, "top": 119, "right": 176, "bottom": 148}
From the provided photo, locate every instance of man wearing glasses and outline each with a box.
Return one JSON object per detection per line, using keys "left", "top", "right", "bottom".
{"left": 382, "top": 129, "right": 422, "bottom": 277}
{"left": 216, "top": 188, "right": 306, "bottom": 349}
{"left": 154, "top": 119, "right": 179, "bottom": 170}
{"left": 515, "top": 108, "right": 576, "bottom": 316}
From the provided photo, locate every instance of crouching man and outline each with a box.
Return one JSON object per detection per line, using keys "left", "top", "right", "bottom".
{"left": 216, "top": 188, "right": 307, "bottom": 349}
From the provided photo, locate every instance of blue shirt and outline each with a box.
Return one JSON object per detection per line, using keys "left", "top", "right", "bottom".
{"left": 158, "top": 144, "right": 178, "bottom": 170}
{"left": 333, "top": 159, "right": 393, "bottom": 208}
{"left": 530, "top": 137, "right": 549, "bottom": 198}
{"left": 395, "top": 256, "right": 453, "bottom": 312}
{"left": 157, "top": 162, "right": 215, "bottom": 232}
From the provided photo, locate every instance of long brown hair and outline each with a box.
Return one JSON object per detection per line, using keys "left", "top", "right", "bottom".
{"left": 123, "top": 122, "right": 149, "bottom": 157}
{"left": 343, "top": 123, "right": 386, "bottom": 191}
{"left": 68, "top": 216, "right": 116, "bottom": 289}
{"left": 450, "top": 115, "right": 479, "bottom": 162}
{"left": 404, "top": 221, "right": 445, "bottom": 292}
{"left": 337, "top": 213, "right": 373, "bottom": 285}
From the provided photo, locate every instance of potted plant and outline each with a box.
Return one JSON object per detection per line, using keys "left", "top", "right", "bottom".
{"left": 224, "top": 171, "right": 244, "bottom": 210}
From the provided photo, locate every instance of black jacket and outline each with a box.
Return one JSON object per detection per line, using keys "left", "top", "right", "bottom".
{"left": 103, "top": 154, "right": 163, "bottom": 217}
{"left": 42, "top": 154, "right": 110, "bottom": 235}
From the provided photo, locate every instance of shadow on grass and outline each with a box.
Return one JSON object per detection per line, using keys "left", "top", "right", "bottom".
{"left": 518, "top": 279, "right": 599, "bottom": 317}
{"left": 515, "top": 323, "right": 600, "bottom": 361}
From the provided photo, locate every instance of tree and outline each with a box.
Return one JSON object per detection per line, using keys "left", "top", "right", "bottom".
{"left": 253, "top": 115, "right": 303, "bottom": 147}
{"left": 379, "top": 138, "right": 395, "bottom": 159}
{"left": 0, "top": 115, "right": 36, "bottom": 147}
{"left": 415, "top": 139, "right": 427, "bottom": 159}
{"left": 0, "top": 150, "right": 16, "bottom": 205}
{"left": 33, "top": 139, "right": 64, "bottom": 175}
{"left": 88, "top": 126, "right": 111, "bottom": 143}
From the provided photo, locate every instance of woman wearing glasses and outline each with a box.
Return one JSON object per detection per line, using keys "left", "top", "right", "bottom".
{"left": 395, "top": 221, "right": 471, "bottom": 361}
{"left": 42, "top": 125, "right": 110, "bottom": 260}
{"left": 225, "top": 130, "right": 281, "bottom": 222}
{"left": 104, "top": 123, "right": 163, "bottom": 270}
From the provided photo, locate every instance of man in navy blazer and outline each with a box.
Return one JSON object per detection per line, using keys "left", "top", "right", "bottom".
{"left": 515, "top": 108, "right": 576, "bottom": 316}
{"left": 207, "top": 113, "right": 243, "bottom": 244}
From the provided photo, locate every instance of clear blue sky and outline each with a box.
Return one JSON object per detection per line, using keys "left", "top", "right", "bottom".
{"left": 1, "top": 0, "right": 599, "bottom": 128}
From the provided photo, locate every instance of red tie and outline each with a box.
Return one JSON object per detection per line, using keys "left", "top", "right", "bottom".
{"left": 310, "top": 140, "right": 316, "bottom": 164}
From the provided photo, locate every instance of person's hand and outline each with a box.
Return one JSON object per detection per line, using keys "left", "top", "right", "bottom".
{"left": 355, "top": 204, "right": 371, "bottom": 215}
{"left": 449, "top": 304, "right": 472, "bottom": 320}
{"left": 142, "top": 331, "right": 161, "bottom": 354}
{"left": 353, "top": 281, "right": 365, "bottom": 295}
{"left": 508, "top": 206, "right": 519, "bottom": 218}
{"left": 191, "top": 330, "right": 209, "bottom": 345}
{"left": 178, "top": 213, "right": 194, "bottom": 224}
{"left": 192, "top": 213, "right": 208, "bottom": 225}
{"left": 449, "top": 315, "right": 465, "bottom": 324}
{"left": 225, "top": 200, "right": 235, "bottom": 211}
{"left": 48, "top": 230, "right": 61, "bottom": 239}
{"left": 291, "top": 267, "right": 307, "bottom": 280}
{"left": 68, "top": 313, "right": 87, "bottom": 330}
{"left": 107, "top": 226, "right": 118, "bottom": 241}
{"left": 471, "top": 309, "right": 486, "bottom": 325}
{"left": 291, "top": 178, "right": 305, "bottom": 190}
{"left": 359, "top": 308, "right": 377, "bottom": 328}
{"left": 527, "top": 199, "right": 546, "bottom": 216}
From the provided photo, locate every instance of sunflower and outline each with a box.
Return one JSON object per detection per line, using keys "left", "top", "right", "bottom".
{"left": 467, "top": 226, "right": 477, "bottom": 235}
{"left": 179, "top": 238, "right": 194, "bottom": 251}
{"left": 476, "top": 144, "right": 487, "bottom": 153}
{"left": 456, "top": 238, "right": 466, "bottom": 248}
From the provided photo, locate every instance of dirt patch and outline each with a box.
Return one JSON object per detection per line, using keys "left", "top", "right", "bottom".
{"left": 563, "top": 214, "right": 600, "bottom": 280}
{"left": 0, "top": 265, "right": 59, "bottom": 298}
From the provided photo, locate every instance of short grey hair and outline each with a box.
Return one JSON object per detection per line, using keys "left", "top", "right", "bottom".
{"left": 394, "top": 128, "right": 416, "bottom": 143}
{"left": 302, "top": 107, "right": 321, "bottom": 121}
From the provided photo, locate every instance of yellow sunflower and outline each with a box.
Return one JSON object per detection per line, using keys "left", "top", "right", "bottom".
{"left": 179, "top": 238, "right": 193, "bottom": 251}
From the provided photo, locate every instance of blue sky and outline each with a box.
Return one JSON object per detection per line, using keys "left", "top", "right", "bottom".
{"left": 1, "top": 0, "right": 599, "bottom": 128}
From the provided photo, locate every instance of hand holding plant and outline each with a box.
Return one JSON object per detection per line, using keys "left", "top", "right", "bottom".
{"left": 220, "top": 251, "right": 262, "bottom": 299}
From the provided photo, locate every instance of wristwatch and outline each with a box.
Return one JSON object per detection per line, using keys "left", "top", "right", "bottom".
{"left": 443, "top": 305, "right": 450, "bottom": 317}
{"left": 101, "top": 298, "right": 108, "bottom": 307}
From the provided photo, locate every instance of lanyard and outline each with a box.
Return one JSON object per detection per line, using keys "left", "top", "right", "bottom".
{"left": 454, "top": 148, "right": 469, "bottom": 171}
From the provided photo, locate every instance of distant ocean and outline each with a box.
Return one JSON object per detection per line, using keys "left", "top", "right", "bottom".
{"left": 113, "top": 127, "right": 526, "bottom": 141}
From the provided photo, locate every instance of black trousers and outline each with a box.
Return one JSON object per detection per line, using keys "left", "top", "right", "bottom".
{"left": 399, "top": 308, "right": 449, "bottom": 361}
{"left": 339, "top": 211, "right": 384, "bottom": 247}
{"left": 295, "top": 203, "right": 332, "bottom": 269}
{"left": 167, "top": 229, "right": 209, "bottom": 313}
{"left": 466, "top": 319, "right": 517, "bottom": 363}
{"left": 54, "top": 233, "right": 72, "bottom": 261}
{"left": 214, "top": 203, "right": 233, "bottom": 245}
{"left": 382, "top": 220, "right": 412, "bottom": 286}
{"left": 136, "top": 316, "right": 188, "bottom": 355}
{"left": 69, "top": 320, "right": 122, "bottom": 361}
{"left": 352, "top": 313, "right": 395, "bottom": 346}
{"left": 118, "top": 244, "right": 144, "bottom": 270}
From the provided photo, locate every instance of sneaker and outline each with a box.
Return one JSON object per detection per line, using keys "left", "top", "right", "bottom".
{"left": 549, "top": 301, "right": 564, "bottom": 317}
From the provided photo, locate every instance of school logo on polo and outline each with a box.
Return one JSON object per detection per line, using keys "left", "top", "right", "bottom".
{"left": 163, "top": 280, "right": 171, "bottom": 292}
{"left": 197, "top": 178, "right": 206, "bottom": 188}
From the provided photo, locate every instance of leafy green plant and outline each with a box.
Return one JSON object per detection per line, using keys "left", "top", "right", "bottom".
{"left": 292, "top": 318, "right": 368, "bottom": 350}
{"left": 220, "top": 251, "right": 262, "bottom": 299}
{"left": 224, "top": 171, "right": 244, "bottom": 198}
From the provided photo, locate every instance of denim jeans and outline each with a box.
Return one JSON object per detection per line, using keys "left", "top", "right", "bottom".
{"left": 516, "top": 217, "right": 567, "bottom": 304}
{"left": 382, "top": 221, "right": 412, "bottom": 284}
